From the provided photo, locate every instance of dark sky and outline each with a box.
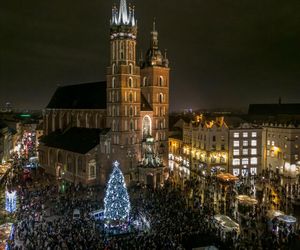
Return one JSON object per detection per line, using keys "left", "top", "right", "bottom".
{"left": 1, "top": 0, "right": 300, "bottom": 111}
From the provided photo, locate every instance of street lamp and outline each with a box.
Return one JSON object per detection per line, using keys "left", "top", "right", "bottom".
{"left": 127, "top": 148, "right": 136, "bottom": 182}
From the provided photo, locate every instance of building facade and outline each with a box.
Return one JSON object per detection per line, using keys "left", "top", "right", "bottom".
{"left": 262, "top": 123, "right": 300, "bottom": 176}
{"left": 39, "top": 0, "right": 170, "bottom": 186}
{"left": 228, "top": 123, "right": 262, "bottom": 177}
{"left": 182, "top": 117, "right": 229, "bottom": 175}
{"left": 0, "top": 125, "right": 13, "bottom": 164}
{"left": 175, "top": 117, "right": 264, "bottom": 177}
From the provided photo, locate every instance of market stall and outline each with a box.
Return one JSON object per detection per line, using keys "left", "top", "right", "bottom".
{"left": 267, "top": 210, "right": 285, "bottom": 220}
{"left": 214, "top": 214, "right": 240, "bottom": 239}
{"left": 217, "top": 173, "right": 239, "bottom": 183}
{"left": 236, "top": 195, "right": 258, "bottom": 214}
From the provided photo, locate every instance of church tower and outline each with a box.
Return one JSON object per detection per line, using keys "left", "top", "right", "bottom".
{"left": 106, "top": 0, "right": 141, "bottom": 178}
{"left": 140, "top": 20, "right": 170, "bottom": 166}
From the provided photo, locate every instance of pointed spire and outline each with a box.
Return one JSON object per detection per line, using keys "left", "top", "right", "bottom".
{"left": 139, "top": 49, "right": 144, "bottom": 66}
{"left": 150, "top": 17, "right": 158, "bottom": 49}
{"left": 111, "top": 4, "right": 117, "bottom": 25}
{"left": 118, "top": 0, "right": 129, "bottom": 25}
{"left": 163, "top": 49, "right": 169, "bottom": 67}
{"left": 131, "top": 5, "right": 136, "bottom": 26}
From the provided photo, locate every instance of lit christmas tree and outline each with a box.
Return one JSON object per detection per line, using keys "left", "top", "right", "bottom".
{"left": 104, "top": 161, "right": 130, "bottom": 226}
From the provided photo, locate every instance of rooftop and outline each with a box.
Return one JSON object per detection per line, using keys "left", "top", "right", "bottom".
{"left": 41, "top": 127, "right": 109, "bottom": 154}
{"left": 47, "top": 81, "right": 107, "bottom": 110}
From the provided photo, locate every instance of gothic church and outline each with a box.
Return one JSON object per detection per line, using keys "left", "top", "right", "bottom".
{"left": 39, "top": 0, "right": 170, "bottom": 187}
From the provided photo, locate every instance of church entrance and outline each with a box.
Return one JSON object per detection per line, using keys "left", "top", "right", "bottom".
{"left": 56, "top": 164, "right": 63, "bottom": 180}
{"left": 146, "top": 174, "right": 154, "bottom": 188}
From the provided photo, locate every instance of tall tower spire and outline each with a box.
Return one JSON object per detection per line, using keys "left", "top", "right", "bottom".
{"left": 107, "top": 0, "right": 141, "bottom": 172}
{"left": 140, "top": 19, "right": 170, "bottom": 166}
{"left": 151, "top": 17, "right": 158, "bottom": 49}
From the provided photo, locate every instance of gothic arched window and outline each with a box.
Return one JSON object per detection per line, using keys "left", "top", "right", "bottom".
{"left": 129, "top": 92, "right": 133, "bottom": 102}
{"left": 130, "top": 119, "right": 134, "bottom": 131}
{"left": 129, "top": 106, "right": 133, "bottom": 116}
{"left": 159, "top": 93, "right": 164, "bottom": 103}
{"left": 142, "top": 115, "right": 152, "bottom": 138}
{"left": 129, "top": 63, "right": 133, "bottom": 75}
{"left": 159, "top": 76, "right": 164, "bottom": 86}
{"left": 143, "top": 77, "right": 147, "bottom": 87}
{"left": 112, "top": 77, "right": 115, "bottom": 88}
{"left": 128, "top": 77, "right": 133, "bottom": 88}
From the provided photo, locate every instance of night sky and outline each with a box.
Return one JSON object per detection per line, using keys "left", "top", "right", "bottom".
{"left": 1, "top": 0, "right": 300, "bottom": 111}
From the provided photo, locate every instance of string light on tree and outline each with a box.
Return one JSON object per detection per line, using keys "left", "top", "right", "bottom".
{"left": 104, "top": 161, "right": 131, "bottom": 226}
{"left": 5, "top": 190, "right": 17, "bottom": 213}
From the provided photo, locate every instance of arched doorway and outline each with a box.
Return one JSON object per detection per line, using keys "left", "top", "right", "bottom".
{"left": 142, "top": 115, "right": 152, "bottom": 139}
{"left": 56, "top": 164, "right": 62, "bottom": 179}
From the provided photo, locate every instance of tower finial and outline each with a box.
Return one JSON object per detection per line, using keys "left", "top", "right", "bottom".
{"left": 153, "top": 17, "right": 156, "bottom": 31}
{"left": 163, "top": 49, "right": 169, "bottom": 67}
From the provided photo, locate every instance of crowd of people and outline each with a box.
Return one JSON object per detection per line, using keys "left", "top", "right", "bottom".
{"left": 2, "top": 156, "right": 300, "bottom": 249}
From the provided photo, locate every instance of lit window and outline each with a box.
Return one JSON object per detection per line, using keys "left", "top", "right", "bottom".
{"left": 233, "top": 168, "right": 240, "bottom": 176}
{"left": 159, "top": 93, "right": 164, "bottom": 103}
{"left": 284, "top": 144, "right": 287, "bottom": 148}
{"left": 250, "top": 157, "right": 257, "bottom": 165}
{"left": 233, "top": 141, "right": 239, "bottom": 147}
{"left": 233, "top": 149, "right": 239, "bottom": 156}
{"left": 243, "top": 132, "right": 248, "bottom": 138}
{"left": 295, "top": 155, "right": 299, "bottom": 160}
{"left": 267, "top": 140, "right": 270, "bottom": 146}
{"left": 267, "top": 150, "right": 270, "bottom": 156}
{"left": 128, "top": 77, "right": 133, "bottom": 88}
{"left": 251, "top": 132, "right": 257, "bottom": 138}
{"left": 243, "top": 141, "right": 248, "bottom": 147}
{"left": 242, "top": 149, "right": 248, "bottom": 155}
{"left": 271, "top": 141, "right": 275, "bottom": 146}
{"left": 233, "top": 132, "right": 239, "bottom": 138}
{"left": 220, "top": 156, "right": 226, "bottom": 163}
{"left": 251, "top": 148, "right": 257, "bottom": 155}
{"left": 250, "top": 167, "right": 257, "bottom": 175}
{"left": 242, "top": 158, "right": 249, "bottom": 165}
{"left": 88, "top": 160, "right": 96, "bottom": 180}
{"left": 295, "top": 144, "right": 299, "bottom": 149}
{"left": 232, "top": 158, "right": 240, "bottom": 166}
{"left": 251, "top": 140, "right": 257, "bottom": 146}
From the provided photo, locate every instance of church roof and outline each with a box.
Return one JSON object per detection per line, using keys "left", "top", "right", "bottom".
{"left": 41, "top": 127, "right": 109, "bottom": 154}
{"left": 46, "top": 82, "right": 107, "bottom": 109}
{"left": 248, "top": 103, "right": 300, "bottom": 115}
{"left": 141, "top": 94, "right": 153, "bottom": 111}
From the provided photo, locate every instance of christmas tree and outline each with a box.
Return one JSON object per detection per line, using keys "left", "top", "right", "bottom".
{"left": 104, "top": 161, "right": 130, "bottom": 225}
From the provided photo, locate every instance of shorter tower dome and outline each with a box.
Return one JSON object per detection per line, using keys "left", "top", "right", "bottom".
{"left": 144, "top": 19, "right": 167, "bottom": 67}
